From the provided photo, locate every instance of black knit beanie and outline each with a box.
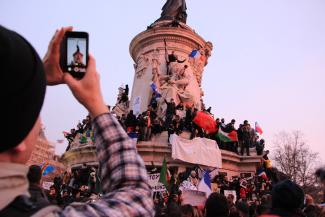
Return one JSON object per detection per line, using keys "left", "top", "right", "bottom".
{"left": 0, "top": 26, "right": 46, "bottom": 152}
{"left": 271, "top": 180, "right": 305, "bottom": 212}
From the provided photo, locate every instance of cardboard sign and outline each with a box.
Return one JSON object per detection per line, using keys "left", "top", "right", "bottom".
{"left": 181, "top": 190, "right": 207, "bottom": 207}
{"left": 148, "top": 173, "right": 166, "bottom": 192}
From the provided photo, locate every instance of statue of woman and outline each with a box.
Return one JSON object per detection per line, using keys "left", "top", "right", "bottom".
{"left": 159, "top": 0, "right": 187, "bottom": 23}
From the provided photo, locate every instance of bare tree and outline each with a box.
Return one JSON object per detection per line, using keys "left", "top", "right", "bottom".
{"left": 272, "top": 131, "right": 320, "bottom": 188}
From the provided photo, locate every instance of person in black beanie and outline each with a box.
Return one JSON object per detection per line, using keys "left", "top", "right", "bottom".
{"left": 260, "top": 179, "right": 305, "bottom": 217}
{"left": 0, "top": 26, "right": 153, "bottom": 216}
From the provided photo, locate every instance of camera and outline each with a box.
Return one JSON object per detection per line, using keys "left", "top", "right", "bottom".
{"left": 60, "top": 31, "right": 89, "bottom": 79}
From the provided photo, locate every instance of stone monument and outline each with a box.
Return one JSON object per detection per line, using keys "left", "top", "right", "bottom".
{"left": 62, "top": 0, "right": 262, "bottom": 178}
{"left": 130, "top": 0, "right": 262, "bottom": 177}
{"left": 130, "top": 19, "right": 213, "bottom": 118}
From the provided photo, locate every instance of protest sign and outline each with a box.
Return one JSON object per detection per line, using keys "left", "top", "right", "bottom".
{"left": 148, "top": 173, "right": 166, "bottom": 192}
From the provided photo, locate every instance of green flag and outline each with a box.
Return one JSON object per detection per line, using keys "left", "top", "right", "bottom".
{"left": 159, "top": 158, "right": 169, "bottom": 190}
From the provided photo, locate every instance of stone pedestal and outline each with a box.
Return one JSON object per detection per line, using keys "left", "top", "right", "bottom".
{"left": 129, "top": 21, "right": 213, "bottom": 115}
{"left": 61, "top": 146, "right": 98, "bottom": 169}
{"left": 137, "top": 134, "right": 262, "bottom": 178}
{"left": 130, "top": 21, "right": 261, "bottom": 178}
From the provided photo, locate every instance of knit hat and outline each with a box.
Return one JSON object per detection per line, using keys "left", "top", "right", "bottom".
{"left": 0, "top": 26, "right": 46, "bottom": 152}
{"left": 271, "top": 180, "right": 304, "bottom": 212}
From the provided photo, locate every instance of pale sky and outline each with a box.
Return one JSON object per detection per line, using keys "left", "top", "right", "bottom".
{"left": 1, "top": 0, "right": 324, "bottom": 161}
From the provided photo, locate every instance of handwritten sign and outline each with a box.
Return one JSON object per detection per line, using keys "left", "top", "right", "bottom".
{"left": 148, "top": 173, "right": 166, "bottom": 192}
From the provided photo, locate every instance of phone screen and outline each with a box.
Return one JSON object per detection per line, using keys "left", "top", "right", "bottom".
{"left": 60, "top": 31, "right": 89, "bottom": 79}
{"left": 67, "top": 37, "right": 87, "bottom": 74}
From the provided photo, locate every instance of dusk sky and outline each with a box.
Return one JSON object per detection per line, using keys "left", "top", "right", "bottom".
{"left": 1, "top": 1, "right": 324, "bottom": 161}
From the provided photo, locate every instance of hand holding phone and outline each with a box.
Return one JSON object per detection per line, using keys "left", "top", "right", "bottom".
{"left": 63, "top": 55, "right": 109, "bottom": 118}
{"left": 43, "top": 27, "right": 72, "bottom": 85}
{"left": 60, "top": 31, "right": 89, "bottom": 79}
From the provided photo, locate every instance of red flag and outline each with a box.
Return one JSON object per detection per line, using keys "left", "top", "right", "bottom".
{"left": 193, "top": 111, "right": 217, "bottom": 134}
{"left": 255, "top": 122, "right": 263, "bottom": 135}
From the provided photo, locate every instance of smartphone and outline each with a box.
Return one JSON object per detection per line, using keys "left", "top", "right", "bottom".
{"left": 60, "top": 31, "right": 89, "bottom": 79}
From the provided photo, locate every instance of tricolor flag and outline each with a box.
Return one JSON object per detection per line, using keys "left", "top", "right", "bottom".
{"left": 150, "top": 82, "right": 161, "bottom": 98}
{"left": 255, "top": 122, "right": 263, "bottom": 135}
{"left": 216, "top": 127, "right": 238, "bottom": 142}
{"left": 198, "top": 171, "right": 212, "bottom": 198}
{"left": 159, "top": 158, "right": 170, "bottom": 190}
{"left": 257, "top": 167, "right": 268, "bottom": 181}
{"left": 189, "top": 49, "right": 201, "bottom": 59}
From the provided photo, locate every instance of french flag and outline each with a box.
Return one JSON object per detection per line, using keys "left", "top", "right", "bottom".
{"left": 255, "top": 122, "right": 263, "bottom": 135}
{"left": 198, "top": 171, "right": 212, "bottom": 198}
{"left": 257, "top": 167, "right": 268, "bottom": 181}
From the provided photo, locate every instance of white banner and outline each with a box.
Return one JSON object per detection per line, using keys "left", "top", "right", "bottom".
{"left": 170, "top": 134, "right": 222, "bottom": 168}
{"left": 132, "top": 96, "right": 141, "bottom": 116}
{"left": 179, "top": 180, "right": 197, "bottom": 192}
{"left": 147, "top": 173, "right": 167, "bottom": 192}
{"left": 181, "top": 190, "right": 207, "bottom": 207}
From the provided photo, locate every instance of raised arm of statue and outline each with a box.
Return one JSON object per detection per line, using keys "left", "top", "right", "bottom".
{"left": 174, "top": 77, "right": 189, "bottom": 86}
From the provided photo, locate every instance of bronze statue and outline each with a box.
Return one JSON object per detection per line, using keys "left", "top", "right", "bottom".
{"left": 158, "top": 0, "right": 187, "bottom": 23}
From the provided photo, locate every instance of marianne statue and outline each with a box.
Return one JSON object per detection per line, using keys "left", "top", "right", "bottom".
{"left": 158, "top": 0, "right": 187, "bottom": 23}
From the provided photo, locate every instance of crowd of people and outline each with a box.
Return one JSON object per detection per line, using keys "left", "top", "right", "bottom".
{"left": 29, "top": 158, "right": 325, "bottom": 217}
{"left": 64, "top": 80, "right": 266, "bottom": 157}
{"left": 110, "top": 95, "right": 264, "bottom": 157}
{"left": 65, "top": 101, "right": 265, "bottom": 157}
{"left": 63, "top": 115, "right": 92, "bottom": 151}
{"left": 28, "top": 164, "right": 101, "bottom": 208}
